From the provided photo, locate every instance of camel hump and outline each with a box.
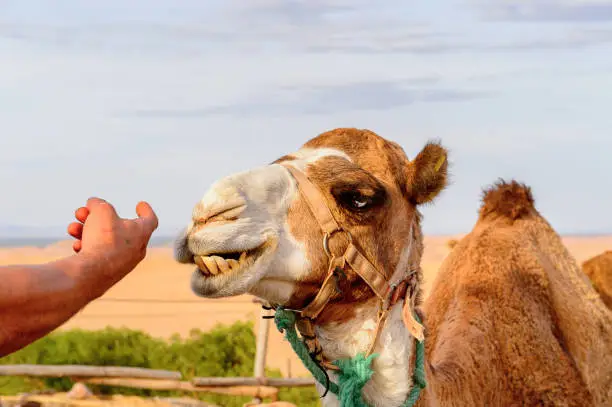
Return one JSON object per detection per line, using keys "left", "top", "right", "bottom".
{"left": 479, "top": 179, "right": 536, "bottom": 221}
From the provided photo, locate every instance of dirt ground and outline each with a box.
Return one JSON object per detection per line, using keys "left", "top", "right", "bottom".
{"left": 1, "top": 235, "right": 609, "bottom": 377}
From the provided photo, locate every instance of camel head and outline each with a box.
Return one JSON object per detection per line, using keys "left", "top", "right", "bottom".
{"left": 174, "top": 128, "right": 448, "bottom": 315}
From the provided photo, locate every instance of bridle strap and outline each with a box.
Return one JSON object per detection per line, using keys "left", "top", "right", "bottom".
{"left": 300, "top": 256, "right": 346, "bottom": 320}
{"left": 284, "top": 165, "right": 340, "bottom": 234}
{"left": 344, "top": 243, "right": 389, "bottom": 300}
{"left": 282, "top": 163, "right": 390, "bottom": 303}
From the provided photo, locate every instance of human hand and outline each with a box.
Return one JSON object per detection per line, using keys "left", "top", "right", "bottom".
{"left": 67, "top": 198, "right": 159, "bottom": 283}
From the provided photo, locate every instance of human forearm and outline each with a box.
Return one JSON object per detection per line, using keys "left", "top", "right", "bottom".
{"left": 0, "top": 198, "right": 157, "bottom": 357}
{"left": 0, "top": 255, "right": 105, "bottom": 356}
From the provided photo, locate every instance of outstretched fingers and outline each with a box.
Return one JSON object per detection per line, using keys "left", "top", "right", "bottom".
{"left": 68, "top": 222, "right": 83, "bottom": 253}
{"left": 69, "top": 206, "right": 88, "bottom": 253}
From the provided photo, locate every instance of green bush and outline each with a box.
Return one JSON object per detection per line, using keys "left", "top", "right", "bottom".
{"left": 0, "top": 322, "right": 320, "bottom": 407}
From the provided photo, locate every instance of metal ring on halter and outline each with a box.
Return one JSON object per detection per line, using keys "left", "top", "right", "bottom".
{"left": 323, "top": 228, "right": 353, "bottom": 258}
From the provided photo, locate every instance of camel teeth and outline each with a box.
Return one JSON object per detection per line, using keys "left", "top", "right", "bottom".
{"left": 214, "top": 256, "right": 230, "bottom": 274}
{"left": 202, "top": 256, "right": 219, "bottom": 275}
{"left": 195, "top": 252, "right": 249, "bottom": 276}
{"left": 194, "top": 256, "right": 211, "bottom": 276}
{"left": 195, "top": 256, "right": 207, "bottom": 271}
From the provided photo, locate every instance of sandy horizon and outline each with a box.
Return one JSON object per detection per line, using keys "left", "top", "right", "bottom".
{"left": 1, "top": 234, "right": 609, "bottom": 377}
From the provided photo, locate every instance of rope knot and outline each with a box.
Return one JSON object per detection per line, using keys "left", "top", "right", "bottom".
{"left": 274, "top": 307, "right": 296, "bottom": 333}
{"left": 333, "top": 353, "right": 378, "bottom": 407}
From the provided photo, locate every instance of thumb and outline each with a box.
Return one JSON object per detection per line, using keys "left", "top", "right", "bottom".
{"left": 135, "top": 201, "right": 159, "bottom": 234}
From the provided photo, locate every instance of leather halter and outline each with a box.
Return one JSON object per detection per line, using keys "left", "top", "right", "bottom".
{"left": 278, "top": 163, "right": 423, "bottom": 370}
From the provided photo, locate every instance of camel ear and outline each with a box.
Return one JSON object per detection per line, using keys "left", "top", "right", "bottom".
{"left": 406, "top": 141, "right": 449, "bottom": 205}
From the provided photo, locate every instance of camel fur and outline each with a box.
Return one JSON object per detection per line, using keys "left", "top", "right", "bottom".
{"left": 418, "top": 180, "right": 612, "bottom": 406}
{"left": 582, "top": 250, "right": 612, "bottom": 309}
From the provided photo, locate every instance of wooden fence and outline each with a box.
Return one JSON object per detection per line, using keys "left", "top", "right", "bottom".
{"left": 0, "top": 306, "right": 315, "bottom": 404}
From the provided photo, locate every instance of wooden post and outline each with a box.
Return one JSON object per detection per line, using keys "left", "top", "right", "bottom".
{"left": 251, "top": 306, "right": 272, "bottom": 404}
{"left": 254, "top": 308, "right": 271, "bottom": 378}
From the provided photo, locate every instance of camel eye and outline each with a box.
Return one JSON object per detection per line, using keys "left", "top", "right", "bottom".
{"left": 331, "top": 177, "right": 387, "bottom": 215}
{"left": 352, "top": 196, "right": 369, "bottom": 209}
{"left": 339, "top": 191, "right": 373, "bottom": 212}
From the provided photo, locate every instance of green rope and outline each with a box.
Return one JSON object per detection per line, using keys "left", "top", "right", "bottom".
{"left": 404, "top": 312, "right": 427, "bottom": 406}
{"left": 333, "top": 353, "right": 377, "bottom": 406}
{"left": 273, "top": 307, "right": 340, "bottom": 395}
{"left": 273, "top": 307, "right": 426, "bottom": 407}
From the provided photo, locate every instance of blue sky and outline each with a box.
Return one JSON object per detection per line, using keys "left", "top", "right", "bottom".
{"left": 1, "top": 0, "right": 611, "bottom": 237}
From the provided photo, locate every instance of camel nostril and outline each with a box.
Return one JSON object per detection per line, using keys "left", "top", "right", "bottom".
{"left": 192, "top": 216, "right": 239, "bottom": 233}
{"left": 192, "top": 202, "right": 246, "bottom": 229}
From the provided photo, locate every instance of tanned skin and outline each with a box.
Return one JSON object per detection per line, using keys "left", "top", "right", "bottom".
{"left": 0, "top": 197, "right": 158, "bottom": 357}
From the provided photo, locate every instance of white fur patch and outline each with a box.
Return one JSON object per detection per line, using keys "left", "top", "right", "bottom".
{"left": 365, "top": 304, "right": 414, "bottom": 406}
{"left": 287, "top": 147, "right": 352, "bottom": 171}
{"left": 316, "top": 303, "right": 415, "bottom": 407}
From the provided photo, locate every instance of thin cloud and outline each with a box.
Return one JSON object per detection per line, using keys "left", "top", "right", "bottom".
{"left": 123, "top": 80, "right": 491, "bottom": 118}
{"left": 0, "top": 1, "right": 452, "bottom": 56}
{"left": 3, "top": 21, "right": 608, "bottom": 56}
{"left": 0, "top": 22, "right": 448, "bottom": 56}
{"left": 475, "top": 0, "right": 612, "bottom": 22}
{"left": 482, "top": 28, "right": 612, "bottom": 51}
{"left": 225, "top": 0, "right": 363, "bottom": 25}
{"left": 2, "top": 1, "right": 611, "bottom": 57}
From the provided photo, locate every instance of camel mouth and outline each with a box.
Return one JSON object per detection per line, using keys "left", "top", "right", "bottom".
{"left": 192, "top": 244, "right": 267, "bottom": 279}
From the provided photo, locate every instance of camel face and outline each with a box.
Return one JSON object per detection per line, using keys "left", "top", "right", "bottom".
{"left": 173, "top": 160, "right": 309, "bottom": 303}
{"left": 174, "top": 128, "right": 448, "bottom": 309}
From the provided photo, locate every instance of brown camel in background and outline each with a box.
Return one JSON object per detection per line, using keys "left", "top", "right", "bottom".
{"left": 582, "top": 250, "right": 612, "bottom": 309}
{"left": 419, "top": 180, "right": 612, "bottom": 406}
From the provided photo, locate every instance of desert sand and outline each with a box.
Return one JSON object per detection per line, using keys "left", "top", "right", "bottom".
{"left": 0, "top": 235, "right": 609, "bottom": 377}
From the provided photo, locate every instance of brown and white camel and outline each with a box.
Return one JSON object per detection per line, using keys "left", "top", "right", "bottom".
{"left": 174, "top": 128, "right": 611, "bottom": 406}
{"left": 582, "top": 250, "right": 612, "bottom": 309}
